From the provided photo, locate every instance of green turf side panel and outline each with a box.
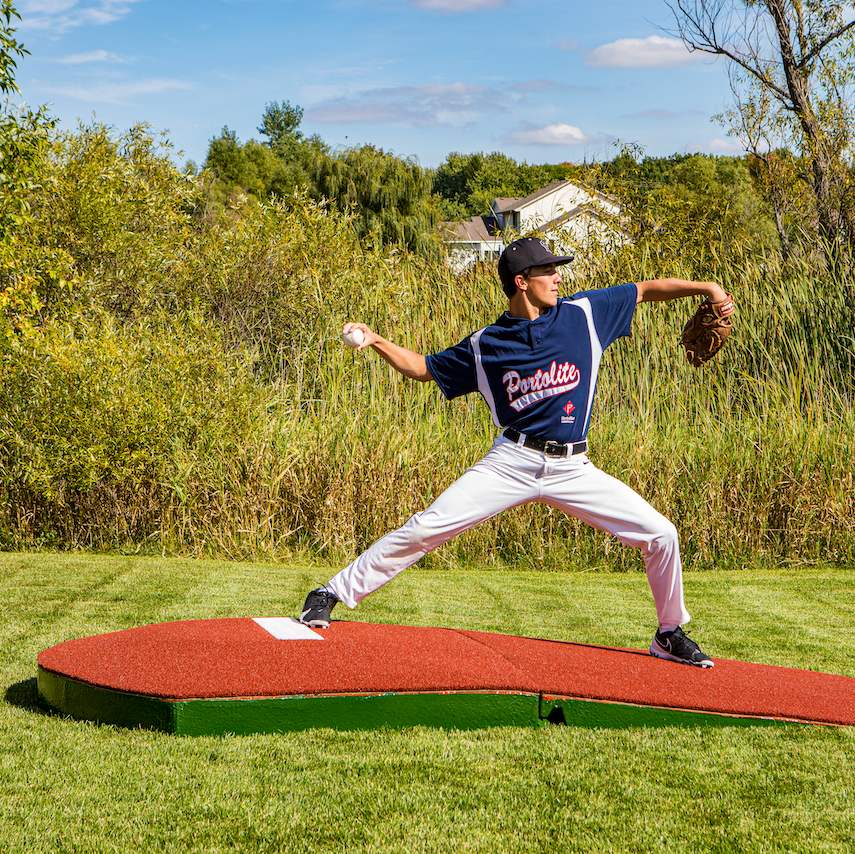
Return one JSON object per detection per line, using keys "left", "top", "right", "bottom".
{"left": 174, "top": 691, "right": 543, "bottom": 735}
{"left": 39, "top": 667, "right": 813, "bottom": 734}
{"left": 38, "top": 667, "right": 176, "bottom": 732}
{"left": 539, "top": 695, "right": 807, "bottom": 728}
{"left": 38, "top": 668, "right": 542, "bottom": 734}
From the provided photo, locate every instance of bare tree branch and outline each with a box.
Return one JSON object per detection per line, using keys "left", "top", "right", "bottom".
{"left": 801, "top": 19, "right": 855, "bottom": 66}
{"left": 664, "top": 0, "right": 793, "bottom": 102}
{"left": 665, "top": 0, "right": 855, "bottom": 254}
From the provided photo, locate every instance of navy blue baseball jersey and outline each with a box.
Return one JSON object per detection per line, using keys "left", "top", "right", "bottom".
{"left": 425, "top": 283, "right": 637, "bottom": 444}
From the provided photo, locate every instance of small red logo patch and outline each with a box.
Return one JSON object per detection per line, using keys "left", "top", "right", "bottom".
{"left": 563, "top": 401, "right": 575, "bottom": 415}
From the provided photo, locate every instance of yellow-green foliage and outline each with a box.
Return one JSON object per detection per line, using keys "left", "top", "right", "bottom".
{"left": 0, "top": 122, "right": 853, "bottom": 568}
{"left": 29, "top": 122, "right": 195, "bottom": 317}
{"left": 0, "top": 314, "right": 265, "bottom": 548}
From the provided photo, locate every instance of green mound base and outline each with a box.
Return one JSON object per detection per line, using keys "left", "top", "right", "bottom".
{"left": 38, "top": 667, "right": 804, "bottom": 735}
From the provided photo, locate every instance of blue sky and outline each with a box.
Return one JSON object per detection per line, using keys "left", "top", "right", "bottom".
{"left": 14, "top": 0, "right": 752, "bottom": 169}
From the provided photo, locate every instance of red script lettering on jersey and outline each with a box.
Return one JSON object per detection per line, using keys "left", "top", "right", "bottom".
{"left": 502, "top": 361, "right": 581, "bottom": 412}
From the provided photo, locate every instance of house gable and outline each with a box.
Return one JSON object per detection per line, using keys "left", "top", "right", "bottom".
{"left": 491, "top": 180, "right": 619, "bottom": 233}
{"left": 440, "top": 179, "right": 623, "bottom": 270}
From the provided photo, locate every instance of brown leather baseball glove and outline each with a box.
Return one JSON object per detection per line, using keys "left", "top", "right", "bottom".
{"left": 679, "top": 294, "right": 735, "bottom": 367}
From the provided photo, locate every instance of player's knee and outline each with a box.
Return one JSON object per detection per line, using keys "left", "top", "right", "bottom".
{"left": 649, "top": 520, "right": 680, "bottom": 555}
{"left": 401, "top": 512, "right": 445, "bottom": 551}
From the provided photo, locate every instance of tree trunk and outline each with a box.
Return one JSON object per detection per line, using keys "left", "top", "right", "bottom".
{"left": 766, "top": 0, "right": 850, "bottom": 249}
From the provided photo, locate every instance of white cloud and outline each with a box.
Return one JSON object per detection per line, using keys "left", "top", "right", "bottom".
{"left": 19, "top": 0, "right": 143, "bottom": 33}
{"left": 708, "top": 137, "right": 746, "bottom": 153}
{"left": 56, "top": 49, "right": 129, "bottom": 64}
{"left": 307, "top": 82, "right": 510, "bottom": 127}
{"left": 685, "top": 137, "right": 770, "bottom": 154}
{"left": 585, "top": 35, "right": 701, "bottom": 68}
{"left": 44, "top": 78, "right": 194, "bottom": 105}
{"left": 411, "top": 0, "right": 507, "bottom": 11}
{"left": 501, "top": 123, "right": 593, "bottom": 146}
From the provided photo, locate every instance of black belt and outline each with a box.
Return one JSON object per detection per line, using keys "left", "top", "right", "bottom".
{"left": 503, "top": 429, "right": 588, "bottom": 458}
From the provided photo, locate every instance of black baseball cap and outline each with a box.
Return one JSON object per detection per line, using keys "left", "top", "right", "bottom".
{"left": 498, "top": 237, "right": 575, "bottom": 283}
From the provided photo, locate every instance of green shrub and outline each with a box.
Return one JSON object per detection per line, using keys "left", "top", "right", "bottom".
{"left": 0, "top": 313, "right": 265, "bottom": 549}
{"left": 28, "top": 122, "right": 195, "bottom": 318}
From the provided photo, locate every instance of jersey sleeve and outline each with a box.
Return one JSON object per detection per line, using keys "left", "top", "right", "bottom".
{"left": 571, "top": 282, "right": 636, "bottom": 348}
{"left": 425, "top": 335, "right": 478, "bottom": 400}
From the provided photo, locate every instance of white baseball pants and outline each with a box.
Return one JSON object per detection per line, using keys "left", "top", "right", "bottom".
{"left": 326, "top": 436, "right": 691, "bottom": 628}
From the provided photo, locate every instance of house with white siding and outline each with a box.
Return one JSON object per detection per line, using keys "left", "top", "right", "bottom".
{"left": 440, "top": 179, "right": 622, "bottom": 272}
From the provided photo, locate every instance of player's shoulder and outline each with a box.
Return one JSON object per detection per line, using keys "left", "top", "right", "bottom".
{"left": 469, "top": 314, "right": 532, "bottom": 351}
{"left": 446, "top": 318, "right": 509, "bottom": 352}
{"left": 566, "top": 282, "right": 637, "bottom": 303}
{"left": 480, "top": 312, "right": 523, "bottom": 335}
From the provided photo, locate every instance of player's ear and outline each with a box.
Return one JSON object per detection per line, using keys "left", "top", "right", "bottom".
{"left": 514, "top": 273, "right": 528, "bottom": 291}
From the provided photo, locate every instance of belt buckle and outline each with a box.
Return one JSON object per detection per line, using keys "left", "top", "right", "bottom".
{"left": 543, "top": 440, "right": 565, "bottom": 457}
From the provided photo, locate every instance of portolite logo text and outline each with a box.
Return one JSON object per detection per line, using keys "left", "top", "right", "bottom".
{"left": 502, "top": 361, "right": 581, "bottom": 412}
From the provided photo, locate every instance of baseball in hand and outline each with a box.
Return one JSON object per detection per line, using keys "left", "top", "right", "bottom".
{"left": 342, "top": 328, "right": 365, "bottom": 349}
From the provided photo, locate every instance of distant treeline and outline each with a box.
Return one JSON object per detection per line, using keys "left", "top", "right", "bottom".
{"left": 194, "top": 101, "right": 782, "bottom": 259}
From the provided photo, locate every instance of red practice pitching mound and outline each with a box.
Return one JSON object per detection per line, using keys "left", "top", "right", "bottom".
{"left": 37, "top": 618, "right": 855, "bottom": 735}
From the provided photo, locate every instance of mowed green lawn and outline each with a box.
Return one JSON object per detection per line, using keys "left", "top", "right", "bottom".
{"left": 2, "top": 552, "right": 854, "bottom": 853}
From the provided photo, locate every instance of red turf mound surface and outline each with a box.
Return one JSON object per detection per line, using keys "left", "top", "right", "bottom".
{"left": 37, "top": 619, "right": 855, "bottom": 726}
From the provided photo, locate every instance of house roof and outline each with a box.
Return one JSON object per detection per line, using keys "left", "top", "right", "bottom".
{"left": 492, "top": 197, "right": 524, "bottom": 214}
{"left": 492, "top": 180, "right": 618, "bottom": 215}
{"left": 516, "top": 180, "right": 571, "bottom": 209}
{"left": 439, "top": 216, "right": 502, "bottom": 243}
{"left": 493, "top": 181, "right": 570, "bottom": 214}
{"left": 439, "top": 181, "right": 623, "bottom": 246}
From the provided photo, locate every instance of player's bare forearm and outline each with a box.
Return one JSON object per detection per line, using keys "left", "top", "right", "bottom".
{"left": 342, "top": 322, "right": 433, "bottom": 382}
{"left": 373, "top": 339, "right": 432, "bottom": 381}
{"left": 636, "top": 278, "right": 730, "bottom": 305}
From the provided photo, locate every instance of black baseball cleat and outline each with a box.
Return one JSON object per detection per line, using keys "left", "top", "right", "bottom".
{"left": 300, "top": 588, "right": 339, "bottom": 628}
{"left": 650, "top": 626, "right": 714, "bottom": 668}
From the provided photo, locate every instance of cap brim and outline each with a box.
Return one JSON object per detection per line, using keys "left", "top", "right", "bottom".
{"left": 552, "top": 254, "right": 575, "bottom": 266}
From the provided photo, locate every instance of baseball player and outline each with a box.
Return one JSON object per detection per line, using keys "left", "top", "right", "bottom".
{"left": 300, "top": 237, "right": 735, "bottom": 667}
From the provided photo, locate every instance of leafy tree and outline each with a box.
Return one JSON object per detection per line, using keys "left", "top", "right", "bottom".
{"left": 202, "top": 108, "right": 330, "bottom": 219}
{"left": 255, "top": 99, "right": 330, "bottom": 195}
{"left": 258, "top": 100, "right": 304, "bottom": 147}
{"left": 202, "top": 127, "right": 280, "bottom": 217}
{"left": 205, "top": 127, "right": 260, "bottom": 191}
{"left": 588, "top": 146, "right": 777, "bottom": 276}
{"left": 431, "top": 152, "right": 554, "bottom": 220}
{"left": 313, "top": 144, "right": 439, "bottom": 254}
{"left": 266, "top": 134, "right": 329, "bottom": 198}
{"left": 33, "top": 122, "right": 196, "bottom": 318}
{"left": 0, "top": 0, "right": 22, "bottom": 97}
{"left": 744, "top": 147, "right": 816, "bottom": 259}
{"left": 541, "top": 162, "right": 581, "bottom": 184}
{"left": 0, "top": 1, "right": 56, "bottom": 341}
{"left": 667, "top": 0, "right": 855, "bottom": 258}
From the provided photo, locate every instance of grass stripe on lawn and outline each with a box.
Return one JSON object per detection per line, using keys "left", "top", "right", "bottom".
{"left": 2, "top": 553, "right": 854, "bottom": 853}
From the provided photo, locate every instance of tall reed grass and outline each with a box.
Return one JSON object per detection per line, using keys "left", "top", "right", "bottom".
{"left": 2, "top": 191, "right": 853, "bottom": 568}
